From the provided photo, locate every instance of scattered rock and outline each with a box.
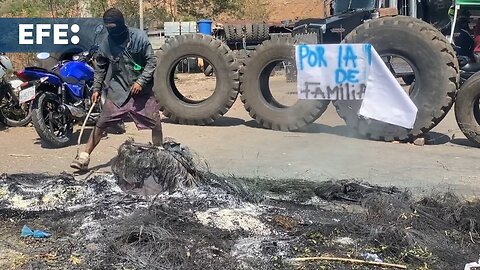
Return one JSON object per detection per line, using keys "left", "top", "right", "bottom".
{"left": 413, "top": 137, "right": 425, "bottom": 146}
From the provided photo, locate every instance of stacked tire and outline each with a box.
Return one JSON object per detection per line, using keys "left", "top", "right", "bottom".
{"left": 455, "top": 73, "right": 480, "bottom": 146}
{"left": 239, "top": 37, "right": 329, "bottom": 131}
{"left": 224, "top": 23, "right": 270, "bottom": 43}
{"left": 333, "top": 16, "right": 459, "bottom": 142}
{"left": 153, "top": 34, "right": 240, "bottom": 125}
{"left": 152, "top": 16, "right": 459, "bottom": 138}
{"left": 224, "top": 25, "right": 243, "bottom": 42}
{"left": 236, "top": 16, "right": 459, "bottom": 137}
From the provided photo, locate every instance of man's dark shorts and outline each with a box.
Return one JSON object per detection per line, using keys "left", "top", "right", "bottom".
{"left": 96, "top": 94, "right": 161, "bottom": 130}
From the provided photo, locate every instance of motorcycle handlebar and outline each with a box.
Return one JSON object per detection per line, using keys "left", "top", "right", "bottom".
{"left": 51, "top": 60, "right": 66, "bottom": 71}
{"left": 51, "top": 44, "right": 99, "bottom": 70}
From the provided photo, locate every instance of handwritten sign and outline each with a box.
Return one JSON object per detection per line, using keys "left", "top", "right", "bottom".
{"left": 295, "top": 43, "right": 418, "bottom": 129}
{"left": 296, "top": 44, "right": 371, "bottom": 100}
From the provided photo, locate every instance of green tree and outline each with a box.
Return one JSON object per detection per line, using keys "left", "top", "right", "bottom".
{"left": 88, "top": 0, "right": 108, "bottom": 17}
{"left": 0, "top": 0, "right": 82, "bottom": 17}
{"left": 93, "top": 0, "right": 170, "bottom": 29}
{"left": 144, "top": 4, "right": 171, "bottom": 29}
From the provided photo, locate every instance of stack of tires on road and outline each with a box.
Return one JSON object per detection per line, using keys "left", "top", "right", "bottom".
{"left": 153, "top": 16, "right": 460, "bottom": 144}
{"left": 223, "top": 23, "right": 270, "bottom": 44}
{"left": 154, "top": 34, "right": 240, "bottom": 125}
{"left": 334, "top": 16, "right": 459, "bottom": 142}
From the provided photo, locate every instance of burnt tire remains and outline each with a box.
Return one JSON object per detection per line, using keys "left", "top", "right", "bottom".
{"left": 333, "top": 16, "right": 459, "bottom": 142}
{"left": 455, "top": 72, "right": 480, "bottom": 146}
{"left": 239, "top": 37, "right": 329, "bottom": 131}
{"left": 154, "top": 34, "right": 240, "bottom": 125}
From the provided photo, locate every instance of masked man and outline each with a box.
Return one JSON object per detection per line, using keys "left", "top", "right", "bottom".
{"left": 70, "top": 7, "right": 163, "bottom": 171}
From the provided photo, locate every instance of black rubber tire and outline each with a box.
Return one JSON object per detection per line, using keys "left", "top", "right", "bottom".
{"left": 245, "top": 24, "right": 255, "bottom": 41}
{"left": 204, "top": 65, "right": 214, "bottom": 76}
{"left": 0, "top": 103, "right": 32, "bottom": 127}
{"left": 239, "top": 37, "right": 329, "bottom": 131}
{"left": 32, "top": 92, "right": 73, "bottom": 148}
{"left": 224, "top": 25, "right": 232, "bottom": 41}
{"left": 253, "top": 24, "right": 261, "bottom": 40}
{"left": 455, "top": 72, "right": 480, "bottom": 146}
{"left": 225, "top": 24, "right": 243, "bottom": 42}
{"left": 233, "top": 49, "right": 252, "bottom": 66}
{"left": 154, "top": 34, "right": 240, "bottom": 125}
{"left": 225, "top": 25, "right": 236, "bottom": 42}
{"left": 253, "top": 24, "right": 270, "bottom": 41}
{"left": 0, "top": 90, "right": 32, "bottom": 127}
{"left": 333, "top": 16, "right": 459, "bottom": 142}
{"left": 234, "top": 25, "right": 244, "bottom": 40}
{"left": 260, "top": 24, "right": 270, "bottom": 40}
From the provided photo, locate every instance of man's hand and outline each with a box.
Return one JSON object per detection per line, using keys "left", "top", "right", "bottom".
{"left": 91, "top": 91, "right": 100, "bottom": 103}
{"left": 131, "top": 82, "right": 142, "bottom": 95}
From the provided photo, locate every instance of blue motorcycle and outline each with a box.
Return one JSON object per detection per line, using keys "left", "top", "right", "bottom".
{"left": 14, "top": 25, "right": 105, "bottom": 148}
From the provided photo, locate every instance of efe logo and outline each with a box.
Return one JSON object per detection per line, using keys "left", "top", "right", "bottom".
{"left": 19, "top": 24, "right": 80, "bottom": 45}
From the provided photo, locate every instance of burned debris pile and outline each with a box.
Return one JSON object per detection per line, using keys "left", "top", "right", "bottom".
{"left": 0, "top": 140, "right": 479, "bottom": 269}
{"left": 111, "top": 138, "right": 202, "bottom": 196}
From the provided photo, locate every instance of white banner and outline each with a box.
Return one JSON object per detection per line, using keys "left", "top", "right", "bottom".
{"left": 296, "top": 44, "right": 371, "bottom": 100}
{"left": 295, "top": 43, "right": 418, "bottom": 129}
{"left": 358, "top": 47, "right": 418, "bottom": 129}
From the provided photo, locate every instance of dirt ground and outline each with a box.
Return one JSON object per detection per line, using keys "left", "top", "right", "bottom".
{"left": 0, "top": 71, "right": 479, "bottom": 198}
{"left": 1, "top": 71, "right": 480, "bottom": 270}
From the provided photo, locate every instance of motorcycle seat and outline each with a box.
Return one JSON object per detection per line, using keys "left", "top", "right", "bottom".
{"left": 462, "top": 62, "right": 480, "bottom": 73}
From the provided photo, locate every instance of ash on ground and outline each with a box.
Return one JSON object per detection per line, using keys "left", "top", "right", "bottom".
{"left": 0, "top": 140, "right": 479, "bottom": 270}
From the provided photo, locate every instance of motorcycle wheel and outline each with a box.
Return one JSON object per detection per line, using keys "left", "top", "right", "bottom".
{"left": 455, "top": 72, "right": 480, "bottom": 147}
{"left": 32, "top": 92, "right": 73, "bottom": 148}
{"left": 0, "top": 91, "right": 32, "bottom": 127}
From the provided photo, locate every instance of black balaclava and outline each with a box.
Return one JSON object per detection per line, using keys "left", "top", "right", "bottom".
{"left": 103, "top": 8, "right": 129, "bottom": 44}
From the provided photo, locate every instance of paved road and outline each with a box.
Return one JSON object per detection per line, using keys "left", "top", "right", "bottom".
{"left": 0, "top": 100, "right": 479, "bottom": 197}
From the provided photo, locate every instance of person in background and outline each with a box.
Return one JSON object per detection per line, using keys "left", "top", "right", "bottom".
{"left": 70, "top": 7, "right": 163, "bottom": 171}
{"left": 473, "top": 18, "right": 480, "bottom": 61}
{"left": 449, "top": 5, "right": 476, "bottom": 60}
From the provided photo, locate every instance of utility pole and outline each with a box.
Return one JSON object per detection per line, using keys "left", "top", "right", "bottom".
{"left": 139, "top": 0, "right": 144, "bottom": 30}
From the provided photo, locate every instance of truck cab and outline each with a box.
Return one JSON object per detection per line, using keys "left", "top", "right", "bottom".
{"left": 293, "top": 0, "right": 454, "bottom": 44}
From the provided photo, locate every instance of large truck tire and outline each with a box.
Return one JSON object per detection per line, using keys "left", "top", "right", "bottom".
{"left": 333, "top": 16, "right": 459, "bottom": 142}
{"left": 233, "top": 49, "right": 252, "bottom": 66}
{"left": 154, "top": 34, "right": 240, "bottom": 125}
{"left": 455, "top": 72, "right": 480, "bottom": 146}
{"left": 239, "top": 37, "right": 329, "bottom": 131}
